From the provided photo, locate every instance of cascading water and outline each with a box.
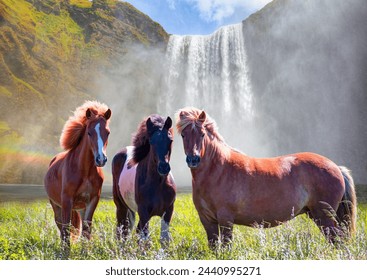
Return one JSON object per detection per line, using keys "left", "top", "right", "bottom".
{"left": 162, "top": 23, "right": 253, "bottom": 127}
{"left": 161, "top": 23, "right": 260, "bottom": 186}
{"left": 104, "top": 0, "right": 366, "bottom": 186}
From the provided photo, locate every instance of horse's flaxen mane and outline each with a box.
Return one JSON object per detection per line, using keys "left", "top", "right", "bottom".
{"left": 60, "top": 100, "right": 110, "bottom": 150}
{"left": 130, "top": 114, "right": 169, "bottom": 165}
{"left": 175, "top": 107, "right": 224, "bottom": 142}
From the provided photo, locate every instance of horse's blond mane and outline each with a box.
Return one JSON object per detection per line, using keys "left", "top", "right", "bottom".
{"left": 175, "top": 107, "right": 223, "bottom": 141}
{"left": 60, "top": 100, "right": 110, "bottom": 151}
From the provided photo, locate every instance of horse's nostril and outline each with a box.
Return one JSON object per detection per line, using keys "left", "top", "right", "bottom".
{"left": 186, "top": 156, "right": 192, "bottom": 164}
{"left": 186, "top": 155, "right": 200, "bottom": 168}
{"left": 158, "top": 162, "right": 170, "bottom": 175}
{"left": 95, "top": 155, "right": 107, "bottom": 166}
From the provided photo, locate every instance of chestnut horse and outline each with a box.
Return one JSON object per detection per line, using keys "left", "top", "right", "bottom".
{"left": 44, "top": 101, "right": 111, "bottom": 250}
{"left": 176, "top": 107, "right": 357, "bottom": 248}
{"left": 112, "top": 114, "right": 176, "bottom": 246}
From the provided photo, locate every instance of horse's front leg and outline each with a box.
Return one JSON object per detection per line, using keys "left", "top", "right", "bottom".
{"left": 81, "top": 196, "right": 100, "bottom": 240}
{"left": 218, "top": 210, "right": 234, "bottom": 247}
{"left": 61, "top": 194, "right": 73, "bottom": 255}
{"left": 160, "top": 204, "right": 174, "bottom": 247}
{"left": 137, "top": 208, "right": 150, "bottom": 245}
{"left": 199, "top": 215, "right": 219, "bottom": 250}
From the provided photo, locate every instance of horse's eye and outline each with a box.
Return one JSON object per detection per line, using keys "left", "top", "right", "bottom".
{"left": 201, "top": 133, "right": 205, "bottom": 138}
{"left": 88, "top": 132, "right": 91, "bottom": 136}
{"left": 181, "top": 134, "right": 185, "bottom": 138}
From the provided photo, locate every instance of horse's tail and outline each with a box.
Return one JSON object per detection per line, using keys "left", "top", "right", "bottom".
{"left": 336, "top": 166, "right": 357, "bottom": 235}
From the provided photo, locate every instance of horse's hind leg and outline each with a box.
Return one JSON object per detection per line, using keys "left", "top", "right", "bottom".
{"left": 113, "top": 180, "right": 135, "bottom": 240}
{"left": 112, "top": 150, "right": 135, "bottom": 240}
{"left": 309, "top": 203, "right": 341, "bottom": 243}
{"left": 115, "top": 200, "right": 135, "bottom": 240}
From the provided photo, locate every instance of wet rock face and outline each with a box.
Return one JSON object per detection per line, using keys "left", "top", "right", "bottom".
{"left": 242, "top": 0, "right": 367, "bottom": 183}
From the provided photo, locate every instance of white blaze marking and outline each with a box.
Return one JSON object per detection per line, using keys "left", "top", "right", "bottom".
{"left": 119, "top": 146, "right": 138, "bottom": 212}
{"left": 95, "top": 123, "right": 104, "bottom": 158}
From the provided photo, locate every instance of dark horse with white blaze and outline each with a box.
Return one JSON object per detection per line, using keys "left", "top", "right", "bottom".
{"left": 176, "top": 107, "right": 357, "bottom": 248}
{"left": 112, "top": 114, "right": 176, "bottom": 246}
{"left": 44, "top": 101, "right": 111, "bottom": 250}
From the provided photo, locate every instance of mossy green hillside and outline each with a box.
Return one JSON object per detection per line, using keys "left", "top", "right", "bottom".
{"left": 0, "top": 0, "right": 168, "bottom": 184}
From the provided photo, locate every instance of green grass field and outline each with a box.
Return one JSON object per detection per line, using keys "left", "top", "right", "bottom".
{"left": 0, "top": 193, "right": 366, "bottom": 260}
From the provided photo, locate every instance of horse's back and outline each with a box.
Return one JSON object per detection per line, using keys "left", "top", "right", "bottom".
{"left": 242, "top": 152, "right": 343, "bottom": 183}
{"left": 113, "top": 146, "right": 138, "bottom": 212}
{"left": 295, "top": 152, "right": 342, "bottom": 177}
{"left": 249, "top": 151, "right": 345, "bottom": 195}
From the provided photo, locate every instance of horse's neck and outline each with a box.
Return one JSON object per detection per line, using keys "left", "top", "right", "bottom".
{"left": 206, "top": 137, "right": 230, "bottom": 163}
{"left": 75, "top": 136, "right": 95, "bottom": 172}
{"left": 192, "top": 138, "right": 230, "bottom": 177}
{"left": 140, "top": 150, "right": 161, "bottom": 181}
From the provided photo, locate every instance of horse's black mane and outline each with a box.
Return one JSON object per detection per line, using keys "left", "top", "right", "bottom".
{"left": 131, "top": 114, "right": 166, "bottom": 164}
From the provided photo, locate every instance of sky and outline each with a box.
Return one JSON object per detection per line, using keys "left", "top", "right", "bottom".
{"left": 124, "top": 0, "right": 273, "bottom": 35}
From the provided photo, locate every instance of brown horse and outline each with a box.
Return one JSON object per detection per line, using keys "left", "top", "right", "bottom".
{"left": 44, "top": 101, "right": 111, "bottom": 250}
{"left": 112, "top": 114, "right": 176, "bottom": 247}
{"left": 176, "top": 107, "right": 357, "bottom": 248}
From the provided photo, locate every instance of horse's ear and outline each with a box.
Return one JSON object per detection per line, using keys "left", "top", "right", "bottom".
{"left": 86, "top": 108, "right": 92, "bottom": 119}
{"left": 104, "top": 109, "right": 111, "bottom": 120}
{"left": 198, "top": 111, "right": 206, "bottom": 123}
{"left": 146, "top": 117, "right": 154, "bottom": 134}
{"left": 164, "top": 116, "right": 172, "bottom": 129}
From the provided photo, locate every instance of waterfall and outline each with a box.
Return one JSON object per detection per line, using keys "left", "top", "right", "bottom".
{"left": 162, "top": 23, "right": 253, "bottom": 125}
{"left": 160, "top": 23, "right": 258, "bottom": 186}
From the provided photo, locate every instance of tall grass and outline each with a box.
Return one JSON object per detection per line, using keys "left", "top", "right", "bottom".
{"left": 0, "top": 194, "right": 366, "bottom": 260}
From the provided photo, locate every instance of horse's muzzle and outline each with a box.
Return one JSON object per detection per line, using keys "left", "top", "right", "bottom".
{"left": 186, "top": 155, "right": 200, "bottom": 168}
{"left": 95, "top": 154, "right": 107, "bottom": 167}
{"left": 158, "top": 161, "right": 171, "bottom": 176}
